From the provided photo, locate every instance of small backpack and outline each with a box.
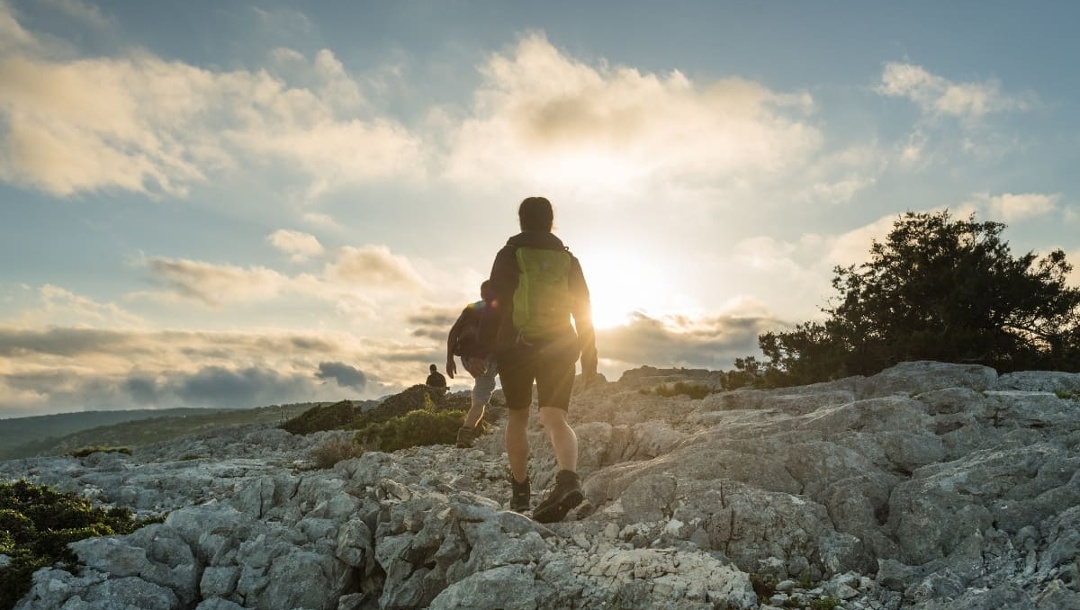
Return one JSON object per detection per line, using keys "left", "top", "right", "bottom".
{"left": 512, "top": 247, "right": 574, "bottom": 340}
{"left": 451, "top": 302, "right": 481, "bottom": 358}
{"left": 452, "top": 301, "right": 495, "bottom": 358}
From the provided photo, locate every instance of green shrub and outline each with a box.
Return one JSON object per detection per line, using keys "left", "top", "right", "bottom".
{"left": 68, "top": 446, "right": 132, "bottom": 458}
{"left": 809, "top": 597, "right": 843, "bottom": 610}
{"left": 639, "top": 381, "right": 711, "bottom": 400}
{"left": 0, "top": 480, "right": 154, "bottom": 610}
{"left": 310, "top": 437, "right": 364, "bottom": 469}
{"left": 280, "top": 400, "right": 364, "bottom": 435}
{"left": 749, "top": 573, "right": 778, "bottom": 601}
{"left": 354, "top": 409, "right": 468, "bottom": 452}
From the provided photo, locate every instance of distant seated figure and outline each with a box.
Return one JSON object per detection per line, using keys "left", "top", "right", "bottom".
{"left": 426, "top": 363, "right": 448, "bottom": 396}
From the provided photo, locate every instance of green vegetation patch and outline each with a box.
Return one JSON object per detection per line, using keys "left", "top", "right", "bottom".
{"left": 284, "top": 385, "right": 473, "bottom": 452}
{"left": 68, "top": 446, "right": 132, "bottom": 458}
{"left": 310, "top": 437, "right": 365, "bottom": 469}
{"left": 0, "top": 480, "right": 155, "bottom": 610}
{"left": 639, "top": 381, "right": 712, "bottom": 400}
{"left": 280, "top": 400, "right": 365, "bottom": 435}
{"left": 354, "top": 409, "right": 468, "bottom": 452}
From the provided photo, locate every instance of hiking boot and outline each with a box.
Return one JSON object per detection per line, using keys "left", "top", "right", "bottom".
{"left": 455, "top": 426, "right": 477, "bottom": 448}
{"left": 532, "top": 470, "right": 583, "bottom": 523}
{"left": 509, "top": 476, "right": 531, "bottom": 512}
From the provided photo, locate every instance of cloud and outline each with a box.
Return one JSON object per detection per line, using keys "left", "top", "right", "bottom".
{"left": 597, "top": 307, "right": 782, "bottom": 370}
{"left": 172, "top": 365, "right": 308, "bottom": 407}
{"left": 41, "top": 0, "right": 114, "bottom": 30}
{"left": 445, "top": 32, "right": 821, "bottom": 192}
{"left": 315, "top": 361, "right": 368, "bottom": 390}
{"left": 267, "top": 229, "right": 325, "bottom": 262}
{"left": 0, "top": 325, "right": 391, "bottom": 415}
{"left": 9, "top": 284, "right": 145, "bottom": 328}
{"left": 876, "top": 62, "right": 1033, "bottom": 120}
{"left": 0, "top": 2, "right": 35, "bottom": 53}
{"left": 0, "top": 8, "right": 423, "bottom": 198}
{"left": 973, "top": 192, "right": 1061, "bottom": 223}
{"left": 145, "top": 258, "right": 291, "bottom": 307}
{"left": 406, "top": 306, "right": 459, "bottom": 343}
{"left": 0, "top": 327, "right": 134, "bottom": 357}
{"left": 324, "top": 245, "right": 426, "bottom": 290}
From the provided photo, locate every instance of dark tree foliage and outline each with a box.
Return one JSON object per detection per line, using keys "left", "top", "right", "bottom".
{"left": 739, "top": 210, "right": 1080, "bottom": 387}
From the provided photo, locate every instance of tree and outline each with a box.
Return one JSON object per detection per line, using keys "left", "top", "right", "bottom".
{"left": 739, "top": 210, "right": 1080, "bottom": 386}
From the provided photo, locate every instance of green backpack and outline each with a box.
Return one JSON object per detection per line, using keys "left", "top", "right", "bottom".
{"left": 513, "top": 247, "right": 574, "bottom": 340}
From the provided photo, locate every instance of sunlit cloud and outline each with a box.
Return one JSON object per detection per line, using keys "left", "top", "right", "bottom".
{"left": 9, "top": 284, "right": 145, "bottom": 329}
{"left": 324, "top": 245, "right": 426, "bottom": 290}
{"left": 0, "top": 6, "right": 422, "bottom": 198}
{"left": 267, "top": 229, "right": 325, "bottom": 262}
{"left": 143, "top": 258, "right": 292, "bottom": 307}
{"left": 876, "top": 62, "right": 1034, "bottom": 120}
{"left": 132, "top": 243, "right": 426, "bottom": 310}
{"left": 444, "top": 32, "right": 821, "bottom": 193}
{"left": 0, "top": 325, "right": 427, "bottom": 415}
{"left": 597, "top": 305, "right": 783, "bottom": 370}
{"left": 972, "top": 192, "right": 1061, "bottom": 223}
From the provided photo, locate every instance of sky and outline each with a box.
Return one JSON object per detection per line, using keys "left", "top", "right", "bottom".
{"left": 2, "top": 0, "right": 1080, "bottom": 418}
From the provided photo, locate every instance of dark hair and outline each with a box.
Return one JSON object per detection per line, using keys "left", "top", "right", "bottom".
{"left": 518, "top": 197, "right": 553, "bottom": 232}
{"left": 480, "top": 280, "right": 494, "bottom": 302}
{"left": 429, "top": 364, "right": 437, "bottom": 372}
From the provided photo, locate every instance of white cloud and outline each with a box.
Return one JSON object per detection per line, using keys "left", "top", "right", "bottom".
{"left": 134, "top": 243, "right": 426, "bottom": 309}
{"left": 41, "top": 0, "right": 113, "bottom": 30}
{"left": 876, "top": 62, "right": 1033, "bottom": 120}
{"left": 444, "top": 32, "right": 821, "bottom": 193}
{"left": 9, "top": 284, "right": 145, "bottom": 329}
{"left": 973, "top": 192, "right": 1061, "bottom": 223}
{"left": 267, "top": 229, "right": 325, "bottom": 262}
{"left": 0, "top": 1, "right": 34, "bottom": 53}
{"left": 0, "top": 8, "right": 423, "bottom": 198}
{"left": 324, "top": 245, "right": 426, "bottom": 290}
{"left": 144, "top": 258, "right": 292, "bottom": 307}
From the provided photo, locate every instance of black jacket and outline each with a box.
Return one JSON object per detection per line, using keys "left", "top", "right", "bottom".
{"left": 488, "top": 231, "right": 598, "bottom": 373}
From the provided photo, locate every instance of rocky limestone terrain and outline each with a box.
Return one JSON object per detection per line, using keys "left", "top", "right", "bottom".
{"left": 1, "top": 361, "right": 1079, "bottom": 609}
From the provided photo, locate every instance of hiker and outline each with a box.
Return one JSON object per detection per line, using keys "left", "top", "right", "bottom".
{"left": 488, "top": 196, "right": 597, "bottom": 523}
{"left": 425, "top": 363, "right": 447, "bottom": 396}
{"left": 446, "top": 281, "right": 499, "bottom": 448}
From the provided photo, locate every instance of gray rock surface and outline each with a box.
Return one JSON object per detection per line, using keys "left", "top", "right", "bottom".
{"left": 1, "top": 360, "right": 1078, "bottom": 609}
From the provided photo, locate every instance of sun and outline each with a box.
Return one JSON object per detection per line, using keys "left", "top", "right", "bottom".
{"left": 576, "top": 247, "right": 671, "bottom": 329}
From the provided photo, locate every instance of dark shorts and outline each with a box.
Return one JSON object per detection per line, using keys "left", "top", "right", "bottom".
{"left": 497, "top": 336, "right": 580, "bottom": 411}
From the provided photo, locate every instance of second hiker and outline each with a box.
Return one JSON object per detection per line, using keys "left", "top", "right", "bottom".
{"left": 446, "top": 280, "right": 499, "bottom": 448}
{"left": 488, "top": 196, "right": 598, "bottom": 523}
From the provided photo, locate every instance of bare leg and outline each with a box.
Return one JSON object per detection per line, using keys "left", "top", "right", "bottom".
{"left": 464, "top": 360, "right": 497, "bottom": 428}
{"left": 505, "top": 408, "right": 530, "bottom": 482}
{"left": 539, "top": 407, "right": 577, "bottom": 472}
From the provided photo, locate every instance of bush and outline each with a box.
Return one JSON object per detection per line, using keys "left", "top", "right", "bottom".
{"left": 280, "top": 400, "right": 364, "bottom": 435}
{"left": 0, "top": 480, "right": 153, "bottom": 610}
{"left": 639, "top": 381, "right": 712, "bottom": 400}
{"left": 310, "top": 437, "right": 364, "bottom": 469}
{"left": 68, "top": 446, "right": 132, "bottom": 458}
{"left": 354, "top": 409, "right": 468, "bottom": 452}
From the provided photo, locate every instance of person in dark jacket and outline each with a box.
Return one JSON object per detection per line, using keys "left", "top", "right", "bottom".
{"left": 425, "top": 364, "right": 447, "bottom": 396}
{"left": 488, "top": 196, "right": 597, "bottom": 522}
{"left": 445, "top": 281, "right": 499, "bottom": 448}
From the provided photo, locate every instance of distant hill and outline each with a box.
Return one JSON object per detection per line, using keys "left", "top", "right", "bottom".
{"left": 0, "top": 403, "right": 354, "bottom": 459}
